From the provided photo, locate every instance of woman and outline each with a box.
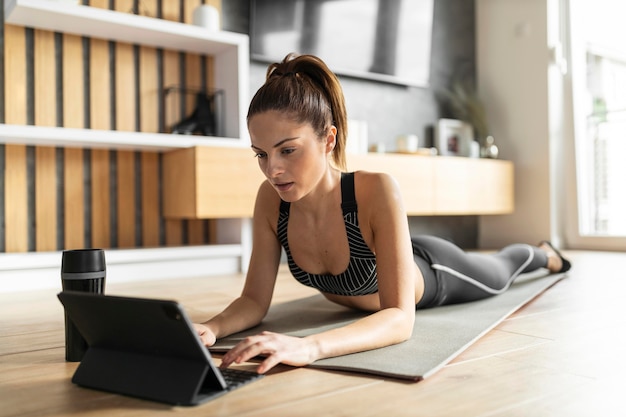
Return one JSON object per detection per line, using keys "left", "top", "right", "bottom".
{"left": 194, "top": 54, "right": 571, "bottom": 374}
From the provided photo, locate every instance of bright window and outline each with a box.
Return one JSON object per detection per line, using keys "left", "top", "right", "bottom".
{"left": 568, "top": 0, "right": 626, "bottom": 243}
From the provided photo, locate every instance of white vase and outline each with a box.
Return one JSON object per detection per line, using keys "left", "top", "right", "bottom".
{"left": 481, "top": 136, "right": 499, "bottom": 159}
{"left": 192, "top": 5, "right": 220, "bottom": 32}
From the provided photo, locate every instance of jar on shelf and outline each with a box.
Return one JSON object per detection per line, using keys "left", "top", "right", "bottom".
{"left": 481, "top": 135, "right": 499, "bottom": 159}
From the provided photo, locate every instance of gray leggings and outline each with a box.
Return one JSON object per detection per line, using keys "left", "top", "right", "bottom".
{"left": 412, "top": 235, "right": 549, "bottom": 309}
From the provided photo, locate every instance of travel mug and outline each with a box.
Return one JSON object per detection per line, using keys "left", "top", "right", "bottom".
{"left": 61, "top": 248, "right": 106, "bottom": 362}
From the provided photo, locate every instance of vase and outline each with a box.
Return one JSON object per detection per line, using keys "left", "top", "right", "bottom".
{"left": 481, "top": 135, "right": 499, "bottom": 159}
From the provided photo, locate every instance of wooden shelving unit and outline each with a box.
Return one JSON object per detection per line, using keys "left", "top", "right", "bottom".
{"left": 2, "top": 0, "right": 253, "bottom": 276}
{"left": 3, "top": 0, "right": 250, "bottom": 148}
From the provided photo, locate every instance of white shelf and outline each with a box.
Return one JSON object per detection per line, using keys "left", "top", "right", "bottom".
{"left": 0, "top": 124, "right": 251, "bottom": 151}
{"left": 5, "top": 0, "right": 247, "bottom": 55}
{"left": 4, "top": 0, "right": 250, "bottom": 144}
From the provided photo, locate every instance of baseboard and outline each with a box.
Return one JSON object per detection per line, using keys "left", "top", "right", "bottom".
{"left": 0, "top": 245, "right": 243, "bottom": 293}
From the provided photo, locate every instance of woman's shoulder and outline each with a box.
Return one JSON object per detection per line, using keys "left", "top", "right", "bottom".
{"left": 253, "top": 180, "right": 282, "bottom": 223}
{"left": 353, "top": 170, "right": 400, "bottom": 195}
{"left": 352, "top": 170, "right": 404, "bottom": 216}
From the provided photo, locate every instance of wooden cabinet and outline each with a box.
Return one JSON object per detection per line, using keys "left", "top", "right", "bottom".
{"left": 163, "top": 147, "right": 514, "bottom": 218}
{"left": 349, "top": 153, "right": 514, "bottom": 215}
{"left": 163, "top": 146, "right": 265, "bottom": 219}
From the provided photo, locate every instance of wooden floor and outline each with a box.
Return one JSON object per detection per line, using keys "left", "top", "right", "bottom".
{"left": 1, "top": 250, "right": 625, "bottom": 416}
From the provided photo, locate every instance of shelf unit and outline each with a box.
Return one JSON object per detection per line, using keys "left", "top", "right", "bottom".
{"left": 2, "top": 0, "right": 253, "bottom": 281}
{"left": 3, "top": 0, "right": 250, "bottom": 148}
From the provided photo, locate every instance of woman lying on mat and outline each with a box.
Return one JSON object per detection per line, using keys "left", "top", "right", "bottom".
{"left": 194, "top": 53, "right": 571, "bottom": 374}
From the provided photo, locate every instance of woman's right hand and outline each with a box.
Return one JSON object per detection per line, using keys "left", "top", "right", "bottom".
{"left": 194, "top": 323, "right": 217, "bottom": 346}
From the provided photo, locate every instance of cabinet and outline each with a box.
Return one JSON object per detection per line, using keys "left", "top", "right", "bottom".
{"left": 2, "top": 0, "right": 250, "bottom": 149}
{"left": 163, "top": 147, "right": 514, "bottom": 219}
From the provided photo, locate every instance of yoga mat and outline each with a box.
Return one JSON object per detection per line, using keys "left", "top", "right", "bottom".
{"left": 212, "top": 271, "right": 566, "bottom": 381}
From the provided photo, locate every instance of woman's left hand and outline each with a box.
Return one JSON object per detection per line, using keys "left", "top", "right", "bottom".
{"left": 220, "top": 331, "right": 319, "bottom": 374}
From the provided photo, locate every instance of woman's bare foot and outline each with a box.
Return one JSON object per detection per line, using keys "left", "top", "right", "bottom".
{"left": 540, "top": 242, "right": 562, "bottom": 272}
{"left": 538, "top": 241, "right": 571, "bottom": 273}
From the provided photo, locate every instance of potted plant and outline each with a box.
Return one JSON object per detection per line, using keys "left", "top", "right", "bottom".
{"left": 440, "top": 76, "right": 498, "bottom": 158}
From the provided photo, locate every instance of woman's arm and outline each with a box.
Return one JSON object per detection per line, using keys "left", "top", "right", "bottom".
{"left": 220, "top": 172, "right": 418, "bottom": 372}
{"left": 196, "top": 181, "right": 283, "bottom": 345}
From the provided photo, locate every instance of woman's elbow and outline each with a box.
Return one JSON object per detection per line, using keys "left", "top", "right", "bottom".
{"left": 394, "top": 310, "right": 415, "bottom": 343}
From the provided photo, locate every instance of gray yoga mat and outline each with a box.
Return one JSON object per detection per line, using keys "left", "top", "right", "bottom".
{"left": 212, "top": 271, "right": 566, "bottom": 381}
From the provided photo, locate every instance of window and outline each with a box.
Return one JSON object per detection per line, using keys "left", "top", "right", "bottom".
{"left": 583, "top": 54, "right": 626, "bottom": 236}
{"left": 565, "top": 0, "right": 626, "bottom": 248}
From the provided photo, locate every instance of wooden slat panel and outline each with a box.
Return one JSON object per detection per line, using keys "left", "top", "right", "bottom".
{"left": 165, "top": 215, "right": 183, "bottom": 246}
{"left": 206, "top": 0, "right": 222, "bottom": 14}
{"left": 141, "top": 153, "right": 160, "bottom": 246}
{"left": 88, "top": 0, "right": 112, "bottom": 249}
{"left": 4, "top": 146, "right": 28, "bottom": 252}
{"left": 184, "top": 51, "right": 206, "bottom": 243}
{"left": 4, "top": 26, "right": 27, "bottom": 124}
{"left": 187, "top": 218, "right": 205, "bottom": 244}
{"left": 34, "top": 147, "right": 57, "bottom": 251}
{"left": 204, "top": 0, "right": 222, "bottom": 243}
{"left": 88, "top": 0, "right": 109, "bottom": 11}
{"left": 184, "top": 0, "right": 202, "bottom": 25}
{"left": 62, "top": 35, "right": 84, "bottom": 129}
{"left": 139, "top": 47, "right": 158, "bottom": 134}
{"left": 114, "top": 42, "right": 135, "bottom": 132}
{"left": 116, "top": 150, "right": 135, "bottom": 247}
{"left": 113, "top": 0, "right": 134, "bottom": 14}
{"left": 161, "top": 2, "right": 184, "bottom": 245}
{"left": 63, "top": 148, "right": 84, "bottom": 249}
{"left": 112, "top": 4, "right": 137, "bottom": 248}
{"left": 4, "top": 25, "right": 28, "bottom": 252}
{"left": 34, "top": 29, "right": 57, "bottom": 251}
{"left": 161, "top": 0, "right": 181, "bottom": 22}
{"left": 34, "top": 31, "right": 56, "bottom": 126}
{"left": 137, "top": 4, "right": 161, "bottom": 247}
{"left": 90, "top": 149, "right": 111, "bottom": 248}
{"left": 62, "top": 33, "right": 85, "bottom": 249}
{"left": 183, "top": 52, "right": 202, "bottom": 134}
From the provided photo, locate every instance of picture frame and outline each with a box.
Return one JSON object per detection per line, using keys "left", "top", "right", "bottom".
{"left": 435, "top": 118, "right": 474, "bottom": 157}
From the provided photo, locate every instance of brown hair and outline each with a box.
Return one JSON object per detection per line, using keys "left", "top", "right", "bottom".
{"left": 247, "top": 53, "right": 348, "bottom": 170}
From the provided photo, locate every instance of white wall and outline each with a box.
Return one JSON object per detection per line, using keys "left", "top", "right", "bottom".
{"left": 476, "top": 0, "right": 563, "bottom": 248}
{"left": 0, "top": 245, "right": 243, "bottom": 293}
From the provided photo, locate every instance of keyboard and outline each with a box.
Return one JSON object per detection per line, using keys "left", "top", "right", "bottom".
{"left": 221, "top": 367, "right": 264, "bottom": 390}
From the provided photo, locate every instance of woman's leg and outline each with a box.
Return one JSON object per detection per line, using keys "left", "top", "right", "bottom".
{"left": 412, "top": 235, "right": 552, "bottom": 308}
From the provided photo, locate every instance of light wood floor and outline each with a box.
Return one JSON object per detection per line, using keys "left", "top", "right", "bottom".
{"left": 1, "top": 250, "right": 625, "bottom": 416}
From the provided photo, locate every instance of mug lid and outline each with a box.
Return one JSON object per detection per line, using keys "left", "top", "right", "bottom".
{"left": 61, "top": 249, "right": 106, "bottom": 273}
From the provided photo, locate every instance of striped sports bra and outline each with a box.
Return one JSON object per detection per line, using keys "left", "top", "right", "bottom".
{"left": 277, "top": 172, "right": 378, "bottom": 296}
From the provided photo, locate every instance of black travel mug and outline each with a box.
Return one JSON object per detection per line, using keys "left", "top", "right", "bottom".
{"left": 61, "top": 249, "right": 106, "bottom": 362}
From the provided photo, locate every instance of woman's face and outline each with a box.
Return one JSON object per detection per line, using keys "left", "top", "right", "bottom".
{"left": 249, "top": 110, "right": 335, "bottom": 202}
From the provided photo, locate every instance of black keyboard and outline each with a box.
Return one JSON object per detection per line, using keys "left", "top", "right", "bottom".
{"left": 221, "top": 367, "right": 263, "bottom": 390}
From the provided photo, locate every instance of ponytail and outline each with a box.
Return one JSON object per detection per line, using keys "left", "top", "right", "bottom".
{"left": 247, "top": 54, "right": 348, "bottom": 170}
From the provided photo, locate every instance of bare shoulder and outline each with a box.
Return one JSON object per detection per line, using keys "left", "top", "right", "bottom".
{"left": 353, "top": 171, "right": 402, "bottom": 202}
{"left": 353, "top": 170, "right": 406, "bottom": 223}
{"left": 256, "top": 179, "right": 279, "bottom": 203}
{"left": 253, "top": 180, "right": 281, "bottom": 231}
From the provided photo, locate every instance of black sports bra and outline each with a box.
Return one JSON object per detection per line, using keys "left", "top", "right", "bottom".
{"left": 276, "top": 172, "right": 378, "bottom": 296}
